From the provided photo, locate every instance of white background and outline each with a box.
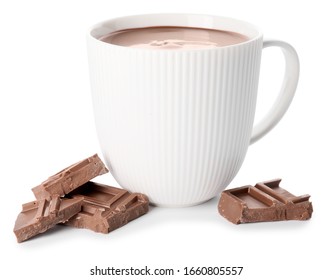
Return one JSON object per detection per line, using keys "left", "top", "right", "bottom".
{"left": 1, "top": 0, "right": 332, "bottom": 279}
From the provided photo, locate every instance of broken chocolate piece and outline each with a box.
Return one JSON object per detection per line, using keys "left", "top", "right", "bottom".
{"left": 64, "top": 182, "right": 149, "bottom": 233}
{"left": 14, "top": 196, "right": 83, "bottom": 243}
{"left": 218, "top": 179, "right": 313, "bottom": 224}
{"left": 32, "top": 154, "right": 108, "bottom": 200}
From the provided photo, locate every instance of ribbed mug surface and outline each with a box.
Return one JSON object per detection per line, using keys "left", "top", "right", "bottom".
{"left": 88, "top": 14, "right": 263, "bottom": 206}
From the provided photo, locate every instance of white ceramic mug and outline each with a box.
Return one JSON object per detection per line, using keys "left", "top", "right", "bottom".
{"left": 87, "top": 14, "right": 299, "bottom": 206}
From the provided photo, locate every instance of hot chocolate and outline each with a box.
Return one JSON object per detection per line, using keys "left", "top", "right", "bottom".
{"left": 99, "top": 26, "right": 249, "bottom": 50}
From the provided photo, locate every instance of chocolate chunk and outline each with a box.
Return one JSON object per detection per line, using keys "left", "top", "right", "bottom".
{"left": 218, "top": 179, "right": 313, "bottom": 224}
{"left": 64, "top": 182, "right": 149, "bottom": 233}
{"left": 14, "top": 196, "right": 83, "bottom": 243}
{"left": 14, "top": 155, "right": 149, "bottom": 243}
{"left": 32, "top": 154, "right": 108, "bottom": 200}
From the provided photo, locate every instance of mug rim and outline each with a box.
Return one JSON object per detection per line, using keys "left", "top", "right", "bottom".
{"left": 88, "top": 13, "right": 263, "bottom": 51}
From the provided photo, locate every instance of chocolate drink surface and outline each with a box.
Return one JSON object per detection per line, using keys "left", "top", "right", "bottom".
{"left": 99, "top": 26, "right": 249, "bottom": 50}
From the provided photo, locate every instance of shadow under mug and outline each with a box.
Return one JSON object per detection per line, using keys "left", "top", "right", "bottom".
{"left": 87, "top": 14, "right": 299, "bottom": 207}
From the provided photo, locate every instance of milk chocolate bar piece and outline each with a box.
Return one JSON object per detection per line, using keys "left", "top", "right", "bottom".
{"left": 32, "top": 154, "right": 108, "bottom": 200}
{"left": 14, "top": 196, "right": 83, "bottom": 243}
{"left": 218, "top": 179, "right": 313, "bottom": 224}
{"left": 65, "top": 182, "right": 149, "bottom": 233}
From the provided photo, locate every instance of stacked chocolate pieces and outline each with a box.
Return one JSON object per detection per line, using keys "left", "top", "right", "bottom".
{"left": 14, "top": 154, "right": 149, "bottom": 243}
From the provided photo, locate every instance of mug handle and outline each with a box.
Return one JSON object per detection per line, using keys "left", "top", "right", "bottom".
{"left": 250, "top": 39, "right": 300, "bottom": 144}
